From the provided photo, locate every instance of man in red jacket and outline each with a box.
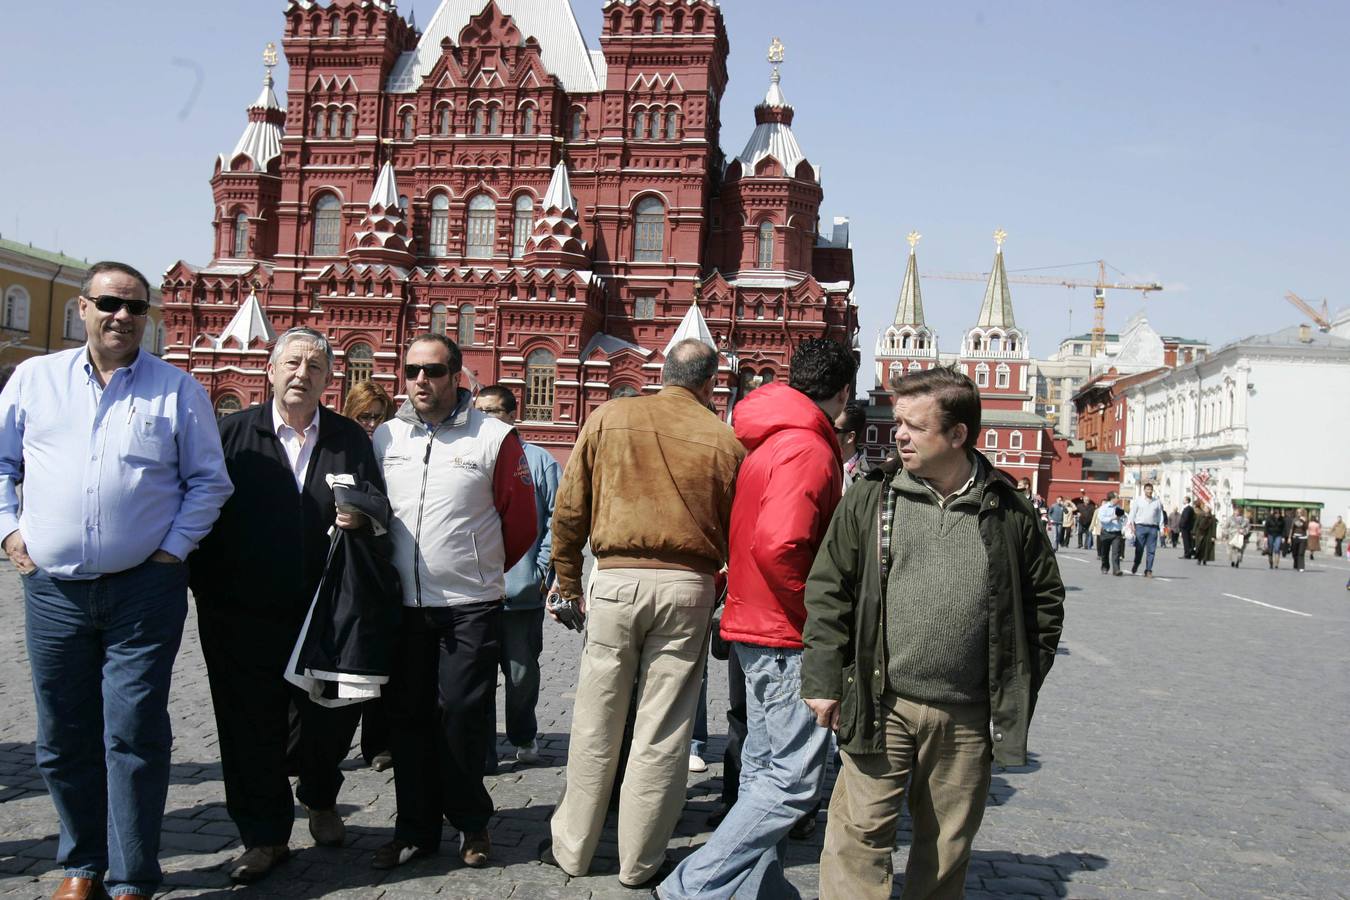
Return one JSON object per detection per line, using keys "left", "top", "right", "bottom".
{"left": 656, "top": 338, "right": 857, "bottom": 900}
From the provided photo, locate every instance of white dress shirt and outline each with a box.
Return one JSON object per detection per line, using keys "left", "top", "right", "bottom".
{"left": 273, "top": 402, "right": 320, "bottom": 491}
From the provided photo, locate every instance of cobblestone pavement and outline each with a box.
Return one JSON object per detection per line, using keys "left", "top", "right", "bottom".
{"left": 2, "top": 547, "right": 1348, "bottom": 899}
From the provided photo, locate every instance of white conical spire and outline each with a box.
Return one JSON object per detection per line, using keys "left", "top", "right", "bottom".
{"left": 370, "top": 161, "right": 400, "bottom": 211}
{"left": 542, "top": 160, "right": 577, "bottom": 214}
{"left": 225, "top": 43, "right": 285, "bottom": 173}
{"left": 216, "top": 289, "right": 276, "bottom": 348}
{"left": 663, "top": 303, "right": 717, "bottom": 356}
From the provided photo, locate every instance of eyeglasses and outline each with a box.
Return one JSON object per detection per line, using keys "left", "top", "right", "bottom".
{"left": 355, "top": 412, "right": 385, "bottom": 424}
{"left": 404, "top": 363, "right": 452, "bottom": 379}
{"left": 86, "top": 295, "right": 151, "bottom": 316}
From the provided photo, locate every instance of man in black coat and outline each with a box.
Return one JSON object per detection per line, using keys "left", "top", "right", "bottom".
{"left": 190, "top": 327, "right": 384, "bottom": 884}
{"left": 1179, "top": 496, "right": 1196, "bottom": 559}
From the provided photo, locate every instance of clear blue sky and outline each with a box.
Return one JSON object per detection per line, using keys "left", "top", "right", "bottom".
{"left": 3, "top": 1, "right": 1345, "bottom": 376}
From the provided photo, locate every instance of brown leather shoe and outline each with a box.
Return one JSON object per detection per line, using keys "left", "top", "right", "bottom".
{"left": 305, "top": 804, "right": 346, "bottom": 847}
{"left": 227, "top": 844, "right": 290, "bottom": 884}
{"left": 460, "top": 830, "right": 490, "bottom": 868}
{"left": 51, "top": 877, "right": 108, "bottom": 900}
{"left": 371, "top": 838, "right": 431, "bottom": 870}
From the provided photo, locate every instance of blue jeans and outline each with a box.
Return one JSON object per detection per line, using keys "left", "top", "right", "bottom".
{"left": 24, "top": 560, "right": 188, "bottom": 898}
{"left": 1132, "top": 525, "right": 1159, "bottom": 573}
{"left": 691, "top": 658, "right": 709, "bottom": 759}
{"left": 659, "top": 644, "right": 829, "bottom": 900}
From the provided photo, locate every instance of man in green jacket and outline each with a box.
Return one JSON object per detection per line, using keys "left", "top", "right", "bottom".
{"left": 801, "top": 366, "right": 1064, "bottom": 900}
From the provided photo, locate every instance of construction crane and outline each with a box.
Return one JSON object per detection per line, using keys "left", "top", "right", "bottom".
{"left": 928, "top": 260, "right": 1163, "bottom": 356}
{"left": 1284, "top": 291, "right": 1331, "bottom": 332}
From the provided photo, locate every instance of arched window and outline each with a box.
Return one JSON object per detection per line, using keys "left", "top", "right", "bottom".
{"left": 520, "top": 104, "right": 536, "bottom": 135}
{"left": 570, "top": 110, "right": 584, "bottom": 141}
{"left": 401, "top": 109, "right": 415, "bottom": 139}
{"left": 985, "top": 429, "right": 998, "bottom": 449}
{"left": 666, "top": 109, "right": 679, "bottom": 140}
{"left": 632, "top": 11, "right": 644, "bottom": 32}
{"left": 457, "top": 303, "right": 476, "bottom": 345}
{"left": 908, "top": 361, "right": 921, "bottom": 373}
{"left": 649, "top": 110, "right": 662, "bottom": 140}
{"left": 512, "top": 195, "right": 534, "bottom": 257}
{"left": 311, "top": 193, "right": 342, "bottom": 255}
{"left": 342, "top": 108, "right": 355, "bottom": 138}
{"left": 975, "top": 363, "right": 989, "bottom": 388}
{"left": 739, "top": 368, "right": 759, "bottom": 395}
{"left": 972, "top": 335, "right": 982, "bottom": 352}
{"left": 466, "top": 194, "right": 497, "bottom": 257}
{"left": 312, "top": 107, "right": 326, "bottom": 138}
{"left": 1009, "top": 430, "right": 1023, "bottom": 450}
{"left": 693, "top": 9, "right": 705, "bottom": 31}
{"left": 524, "top": 348, "right": 556, "bottom": 421}
{"left": 437, "top": 105, "right": 451, "bottom": 135}
{"left": 331, "top": 15, "right": 343, "bottom": 36}
{"left": 233, "top": 212, "right": 249, "bottom": 257}
{"left": 989, "top": 335, "right": 1002, "bottom": 352}
{"left": 633, "top": 196, "right": 665, "bottom": 261}
{"left": 633, "top": 109, "right": 647, "bottom": 140}
{"left": 610, "top": 384, "right": 640, "bottom": 399}
{"left": 652, "top": 11, "right": 665, "bottom": 33}
{"left": 346, "top": 342, "right": 374, "bottom": 385}
{"left": 63, "top": 298, "right": 86, "bottom": 341}
{"left": 429, "top": 194, "right": 450, "bottom": 256}
{"left": 996, "top": 364, "right": 1010, "bottom": 389}
{"left": 214, "top": 394, "right": 243, "bottom": 419}
{"left": 472, "top": 106, "right": 486, "bottom": 134}
{"left": 756, "top": 221, "right": 774, "bottom": 268}
{"left": 3, "top": 285, "right": 30, "bottom": 332}
{"left": 489, "top": 107, "right": 501, "bottom": 134}
{"left": 430, "top": 303, "right": 447, "bottom": 336}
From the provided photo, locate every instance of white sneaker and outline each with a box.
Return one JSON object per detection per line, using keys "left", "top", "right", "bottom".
{"left": 688, "top": 753, "right": 708, "bottom": 773}
{"left": 515, "top": 741, "right": 541, "bottom": 765}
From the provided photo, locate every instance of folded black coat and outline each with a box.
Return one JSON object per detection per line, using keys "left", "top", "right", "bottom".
{"left": 290, "top": 480, "right": 402, "bottom": 701}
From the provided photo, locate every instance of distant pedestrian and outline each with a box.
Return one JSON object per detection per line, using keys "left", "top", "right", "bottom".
{"left": 801, "top": 365, "right": 1064, "bottom": 900}
{"left": 1224, "top": 511, "right": 1250, "bottom": 567}
{"left": 1098, "top": 491, "right": 1126, "bottom": 575}
{"left": 474, "top": 385, "right": 562, "bottom": 769}
{"left": 1048, "top": 497, "right": 1065, "bottom": 550}
{"left": 1128, "top": 483, "right": 1166, "bottom": 577}
{"left": 1289, "top": 508, "right": 1309, "bottom": 572}
{"left": 1179, "top": 496, "right": 1196, "bottom": 558}
{"left": 0, "top": 261, "right": 233, "bottom": 900}
{"left": 1192, "top": 501, "right": 1216, "bottom": 565}
{"left": 1167, "top": 507, "right": 1181, "bottom": 548}
{"left": 835, "top": 403, "right": 871, "bottom": 492}
{"left": 1331, "top": 515, "right": 1346, "bottom": 557}
{"left": 545, "top": 339, "right": 744, "bottom": 888}
{"left": 1263, "top": 511, "right": 1285, "bottom": 569}
{"left": 1307, "top": 515, "right": 1321, "bottom": 560}
{"left": 1077, "top": 497, "right": 1095, "bottom": 549}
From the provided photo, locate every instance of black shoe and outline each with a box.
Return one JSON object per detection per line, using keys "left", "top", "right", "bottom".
{"left": 371, "top": 838, "right": 432, "bottom": 870}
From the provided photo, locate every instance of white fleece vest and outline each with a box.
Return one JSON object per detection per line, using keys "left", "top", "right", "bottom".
{"left": 374, "top": 399, "right": 512, "bottom": 607}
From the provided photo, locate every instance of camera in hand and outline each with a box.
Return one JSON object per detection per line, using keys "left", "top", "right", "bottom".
{"left": 547, "top": 590, "right": 585, "bottom": 632}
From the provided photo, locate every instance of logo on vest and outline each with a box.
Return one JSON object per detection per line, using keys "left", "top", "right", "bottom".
{"left": 449, "top": 457, "right": 480, "bottom": 470}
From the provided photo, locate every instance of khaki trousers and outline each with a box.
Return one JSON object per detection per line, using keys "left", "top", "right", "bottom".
{"left": 820, "top": 692, "right": 992, "bottom": 900}
{"left": 550, "top": 567, "right": 713, "bottom": 884}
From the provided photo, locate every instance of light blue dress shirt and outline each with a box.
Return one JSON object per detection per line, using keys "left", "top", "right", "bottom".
{"left": 0, "top": 347, "right": 233, "bottom": 579}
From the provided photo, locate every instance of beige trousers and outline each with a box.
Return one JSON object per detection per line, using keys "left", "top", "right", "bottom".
{"left": 820, "top": 692, "right": 993, "bottom": 900}
{"left": 549, "top": 567, "right": 713, "bottom": 884}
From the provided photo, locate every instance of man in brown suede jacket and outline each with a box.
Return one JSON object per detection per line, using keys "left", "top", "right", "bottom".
{"left": 544, "top": 338, "right": 744, "bottom": 889}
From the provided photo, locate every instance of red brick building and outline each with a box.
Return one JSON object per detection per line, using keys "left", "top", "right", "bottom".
{"left": 161, "top": 0, "right": 857, "bottom": 458}
{"left": 1072, "top": 367, "right": 1167, "bottom": 455}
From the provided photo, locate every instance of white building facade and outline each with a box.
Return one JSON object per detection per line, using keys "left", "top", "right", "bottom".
{"left": 1121, "top": 324, "right": 1350, "bottom": 521}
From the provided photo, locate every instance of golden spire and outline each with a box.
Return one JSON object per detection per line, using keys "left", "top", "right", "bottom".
{"left": 262, "top": 41, "right": 278, "bottom": 85}
{"left": 767, "top": 37, "right": 785, "bottom": 83}
{"left": 994, "top": 228, "right": 1007, "bottom": 251}
{"left": 907, "top": 231, "right": 922, "bottom": 254}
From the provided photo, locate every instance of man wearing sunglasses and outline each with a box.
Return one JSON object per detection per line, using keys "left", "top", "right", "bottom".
{"left": 370, "top": 334, "right": 536, "bottom": 872}
{"left": 0, "top": 261, "right": 233, "bottom": 900}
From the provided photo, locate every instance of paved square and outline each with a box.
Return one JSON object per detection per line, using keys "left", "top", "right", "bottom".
{"left": 1, "top": 546, "right": 1347, "bottom": 898}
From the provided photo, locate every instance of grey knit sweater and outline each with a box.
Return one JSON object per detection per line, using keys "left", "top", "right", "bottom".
{"left": 884, "top": 462, "right": 991, "bottom": 704}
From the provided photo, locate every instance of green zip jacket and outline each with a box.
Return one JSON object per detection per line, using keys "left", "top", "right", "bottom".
{"left": 800, "top": 454, "right": 1065, "bottom": 767}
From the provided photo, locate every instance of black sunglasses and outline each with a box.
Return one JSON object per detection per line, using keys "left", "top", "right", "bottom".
{"left": 87, "top": 295, "right": 151, "bottom": 316}
{"left": 404, "top": 363, "right": 452, "bottom": 379}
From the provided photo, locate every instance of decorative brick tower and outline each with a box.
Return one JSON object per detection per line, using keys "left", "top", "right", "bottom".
{"left": 874, "top": 231, "right": 940, "bottom": 390}
{"left": 161, "top": 1, "right": 856, "bottom": 460}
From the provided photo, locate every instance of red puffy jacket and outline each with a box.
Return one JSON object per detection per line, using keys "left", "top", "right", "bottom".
{"left": 720, "top": 383, "right": 843, "bottom": 649}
